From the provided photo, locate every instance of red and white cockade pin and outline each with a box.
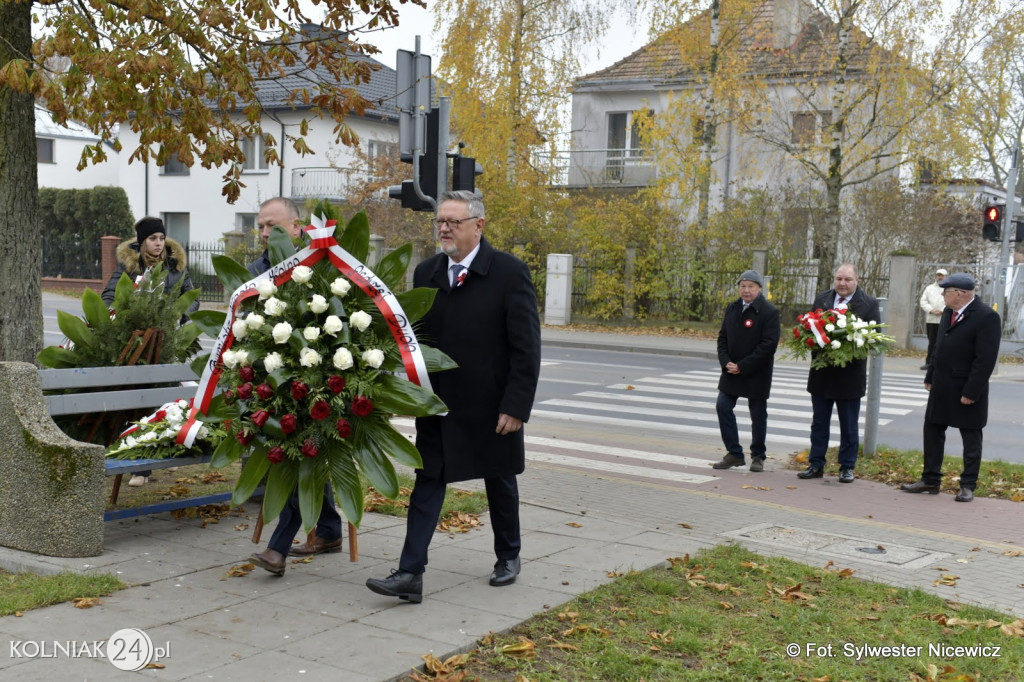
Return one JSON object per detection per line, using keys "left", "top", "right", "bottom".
{"left": 744, "top": 319, "right": 754, "bottom": 328}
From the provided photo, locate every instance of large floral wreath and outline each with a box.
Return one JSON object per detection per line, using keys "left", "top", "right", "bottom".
{"left": 785, "top": 307, "right": 894, "bottom": 369}
{"left": 182, "top": 208, "right": 454, "bottom": 531}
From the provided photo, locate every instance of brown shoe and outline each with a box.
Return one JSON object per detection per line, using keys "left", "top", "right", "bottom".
{"left": 289, "top": 536, "right": 343, "bottom": 556}
{"left": 249, "top": 549, "right": 286, "bottom": 576}
{"left": 712, "top": 453, "right": 745, "bottom": 470}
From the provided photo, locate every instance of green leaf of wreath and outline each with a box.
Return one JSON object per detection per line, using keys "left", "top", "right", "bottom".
{"left": 267, "top": 226, "right": 296, "bottom": 266}
{"left": 35, "top": 345, "right": 80, "bottom": 368}
{"left": 373, "top": 373, "right": 448, "bottom": 416}
{"left": 56, "top": 310, "right": 95, "bottom": 348}
{"left": 298, "top": 457, "right": 326, "bottom": 535}
{"left": 173, "top": 287, "right": 202, "bottom": 317}
{"left": 209, "top": 429, "right": 244, "bottom": 467}
{"left": 396, "top": 287, "right": 438, "bottom": 324}
{"left": 421, "top": 345, "right": 458, "bottom": 372}
{"left": 351, "top": 427, "right": 399, "bottom": 498}
{"left": 374, "top": 242, "right": 411, "bottom": 291}
{"left": 230, "top": 442, "right": 270, "bottom": 506}
{"left": 257, "top": 456, "right": 296, "bottom": 523}
{"left": 81, "top": 288, "right": 109, "bottom": 329}
{"left": 329, "top": 455, "right": 363, "bottom": 527}
{"left": 369, "top": 419, "right": 423, "bottom": 469}
{"left": 212, "top": 254, "right": 254, "bottom": 295}
{"left": 189, "top": 310, "right": 228, "bottom": 338}
{"left": 338, "top": 211, "right": 369, "bottom": 262}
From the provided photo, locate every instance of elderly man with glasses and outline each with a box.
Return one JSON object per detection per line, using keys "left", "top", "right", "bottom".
{"left": 366, "top": 190, "right": 541, "bottom": 602}
{"left": 901, "top": 273, "right": 1001, "bottom": 502}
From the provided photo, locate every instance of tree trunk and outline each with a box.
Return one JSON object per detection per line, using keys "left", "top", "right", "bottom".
{"left": 0, "top": 0, "right": 43, "bottom": 363}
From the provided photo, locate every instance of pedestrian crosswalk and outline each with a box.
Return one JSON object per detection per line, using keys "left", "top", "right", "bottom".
{"left": 394, "top": 365, "right": 930, "bottom": 488}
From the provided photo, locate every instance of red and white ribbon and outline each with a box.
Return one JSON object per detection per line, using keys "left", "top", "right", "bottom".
{"left": 191, "top": 215, "right": 429, "bottom": 415}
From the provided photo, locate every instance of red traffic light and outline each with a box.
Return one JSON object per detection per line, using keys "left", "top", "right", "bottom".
{"left": 985, "top": 205, "right": 1002, "bottom": 223}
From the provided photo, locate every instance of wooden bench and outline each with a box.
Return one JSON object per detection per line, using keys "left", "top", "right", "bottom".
{"left": 38, "top": 362, "right": 359, "bottom": 560}
{"left": 38, "top": 363, "right": 231, "bottom": 521}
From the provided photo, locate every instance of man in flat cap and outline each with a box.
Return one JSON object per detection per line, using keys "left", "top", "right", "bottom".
{"left": 901, "top": 272, "right": 1000, "bottom": 502}
{"left": 712, "top": 270, "right": 780, "bottom": 472}
{"left": 918, "top": 268, "right": 948, "bottom": 369}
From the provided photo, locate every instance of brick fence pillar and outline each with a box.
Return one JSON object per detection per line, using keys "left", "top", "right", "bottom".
{"left": 101, "top": 235, "right": 121, "bottom": 284}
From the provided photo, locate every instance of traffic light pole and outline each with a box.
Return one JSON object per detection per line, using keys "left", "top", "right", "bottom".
{"left": 997, "top": 145, "right": 1018, "bottom": 321}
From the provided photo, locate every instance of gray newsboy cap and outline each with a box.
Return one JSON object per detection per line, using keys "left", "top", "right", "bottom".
{"left": 938, "top": 272, "right": 975, "bottom": 290}
{"left": 736, "top": 269, "right": 763, "bottom": 286}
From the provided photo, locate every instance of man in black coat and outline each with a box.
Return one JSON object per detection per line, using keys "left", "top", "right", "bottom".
{"left": 712, "top": 270, "right": 780, "bottom": 472}
{"left": 367, "top": 190, "right": 541, "bottom": 603}
{"left": 797, "top": 263, "right": 880, "bottom": 484}
{"left": 900, "top": 272, "right": 1000, "bottom": 502}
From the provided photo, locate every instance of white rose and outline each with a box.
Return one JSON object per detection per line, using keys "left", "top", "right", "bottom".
{"left": 831, "top": 340, "right": 842, "bottom": 349}
{"left": 264, "top": 297, "right": 287, "bottom": 317}
{"left": 303, "top": 326, "right": 321, "bottom": 342}
{"left": 333, "top": 347, "right": 354, "bottom": 370}
{"left": 292, "top": 265, "right": 313, "bottom": 284}
{"left": 233, "top": 349, "right": 250, "bottom": 367}
{"left": 323, "top": 315, "right": 343, "bottom": 336}
{"left": 221, "top": 349, "right": 239, "bottom": 368}
{"left": 855, "top": 338, "right": 865, "bottom": 347}
{"left": 246, "top": 314, "right": 265, "bottom": 330}
{"left": 176, "top": 399, "right": 189, "bottom": 409}
{"left": 255, "top": 278, "right": 277, "bottom": 300}
{"left": 299, "top": 347, "right": 322, "bottom": 368}
{"left": 824, "top": 323, "right": 835, "bottom": 332}
{"left": 263, "top": 351, "right": 284, "bottom": 373}
{"left": 331, "top": 277, "right": 351, "bottom": 297}
{"left": 362, "top": 348, "right": 385, "bottom": 369}
{"left": 309, "top": 294, "right": 329, "bottom": 314}
{"left": 272, "top": 322, "right": 293, "bottom": 344}
{"left": 837, "top": 317, "right": 848, "bottom": 329}
{"left": 165, "top": 405, "right": 183, "bottom": 423}
{"left": 231, "top": 319, "right": 248, "bottom": 340}
{"left": 350, "top": 310, "right": 372, "bottom": 332}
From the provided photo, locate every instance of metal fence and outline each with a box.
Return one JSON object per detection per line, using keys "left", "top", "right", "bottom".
{"left": 42, "top": 235, "right": 103, "bottom": 279}
{"left": 183, "top": 242, "right": 227, "bottom": 303}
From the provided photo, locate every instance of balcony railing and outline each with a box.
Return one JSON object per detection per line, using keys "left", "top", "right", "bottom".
{"left": 535, "top": 149, "right": 657, "bottom": 188}
{"left": 290, "top": 166, "right": 374, "bottom": 200}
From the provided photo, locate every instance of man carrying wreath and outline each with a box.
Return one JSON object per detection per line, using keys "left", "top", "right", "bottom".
{"left": 797, "top": 263, "right": 879, "bottom": 484}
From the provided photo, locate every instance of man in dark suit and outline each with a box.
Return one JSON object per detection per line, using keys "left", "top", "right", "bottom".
{"left": 247, "top": 197, "right": 343, "bottom": 574}
{"left": 900, "top": 272, "right": 1000, "bottom": 502}
{"left": 797, "top": 263, "right": 880, "bottom": 484}
{"left": 712, "top": 270, "right": 780, "bottom": 472}
{"left": 366, "top": 190, "right": 541, "bottom": 603}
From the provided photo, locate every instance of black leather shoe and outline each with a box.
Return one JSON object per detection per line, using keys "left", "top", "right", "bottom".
{"left": 955, "top": 487, "right": 974, "bottom": 502}
{"left": 712, "top": 453, "right": 745, "bottom": 470}
{"left": 838, "top": 467, "right": 855, "bottom": 483}
{"left": 366, "top": 570, "right": 423, "bottom": 603}
{"left": 797, "top": 466, "right": 823, "bottom": 479}
{"left": 900, "top": 480, "right": 940, "bottom": 494}
{"left": 489, "top": 556, "right": 521, "bottom": 587}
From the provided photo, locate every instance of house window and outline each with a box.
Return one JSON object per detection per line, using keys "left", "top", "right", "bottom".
{"left": 819, "top": 111, "right": 833, "bottom": 143}
{"left": 237, "top": 213, "right": 256, "bottom": 232}
{"left": 161, "top": 152, "right": 190, "bottom": 176}
{"left": 607, "top": 110, "right": 652, "bottom": 181}
{"left": 162, "top": 212, "right": 190, "bottom": 244}
{"left": 241, "top": 136, "right": 269, "bottom": 172}
{"left": 791, "top": 112, "right": 816, "bottom": 145}
{"left": 368, "top": 140, "right": 397, "bottom": 162}
{"left": 37, "top": 138, "right": 55, "bottom": 164}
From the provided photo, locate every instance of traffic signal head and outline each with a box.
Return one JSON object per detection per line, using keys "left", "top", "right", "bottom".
{"left": 982, "top": 203, "right": 1004, "bottom": 242}
{"left": 452, "top": 156, "right": 483, "bottom": 193}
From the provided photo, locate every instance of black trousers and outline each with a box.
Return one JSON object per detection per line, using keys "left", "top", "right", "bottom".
{"left": 399, "top": 472, "right": 520, "bottom": 575}
{"left": 922, "top": 421, "right": 982, "bottom": 490}
{"left": 268, "top": 483, "right": 342, "bottom": 555}
{"left": 925, "top": 323, "right": 939, "bottom": 364}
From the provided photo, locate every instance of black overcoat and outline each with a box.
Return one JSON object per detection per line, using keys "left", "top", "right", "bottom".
{"left": 413, "top": 237, "right": 541, "bottom": 483}
{"left": 923, "top": 297, "right": 1000, "bottom": 429}
{"left": 716, "top": 294, "right": 780, "bottom": 400}
{"left": 805, "top": 287, "right": 880, "bottom": 400}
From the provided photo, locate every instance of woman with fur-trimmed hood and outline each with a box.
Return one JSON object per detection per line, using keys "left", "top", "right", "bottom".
{"left": 101, "top": 216, "right": 199, "bottom": 315}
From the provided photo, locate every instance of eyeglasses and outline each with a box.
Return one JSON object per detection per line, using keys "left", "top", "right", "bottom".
{"left": 941, "top": 288, "right": 960, "bottom": 295}
{"left": 434, "top": 216, "right": 479, "bottom": 228}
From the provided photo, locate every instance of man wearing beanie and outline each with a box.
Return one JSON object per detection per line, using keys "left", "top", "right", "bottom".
{"left": 712, "top": 270, "right": 780, "bottom": 472}
{"left": 901, "top": 273, "right": 1000, "bottom": 502}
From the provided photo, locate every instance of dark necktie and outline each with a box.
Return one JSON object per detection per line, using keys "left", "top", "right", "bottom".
{"left": 952, "top": 310, "right": 962, "bottom": 326}
{"left": 451, "top": 264, "right": 467, "bottom": 287}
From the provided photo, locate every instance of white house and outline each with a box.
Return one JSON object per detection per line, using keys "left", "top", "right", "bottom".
{"left": 35, "top": 106, "right": 120, "bottom": 189}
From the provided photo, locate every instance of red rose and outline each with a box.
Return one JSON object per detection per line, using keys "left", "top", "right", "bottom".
{"left": 239, "top": 366, "right": 255, "bottom": 382}
{"left": 792, "top": 327, "right": 800, "bottom": 339}
{"left": 300, "top": 439, "right": 318, "bottom": 457}
{"left": 280, "top": 413, "right": 298, "bottom": 434}
{"left": 310, "top": 400, "right": 331, "bottom": 421}
{"left": 224, "top": 389, "right": 237, "bottom": 405}
{"left": 236, "top": 382, "right": 253, "bottom": 400}
{"left": 267, "top": 446, "right": 285, "bottom": 464}
{"left": 251, "top": 409, "right": 270, "bottom": 428}
{"left": 351, "top": 395, "right": 374, "bottom": 417}
{"left": 148, "top": 409, "right": 167, "bottom": 424}
{"left": 805, "top": 337, "right": 815, "bottom": 347}
{"left": 335, "top": 418, "right": 352, "bottom": 438}
{"left": 236, "top": 431, "right": 253, "bottom": 445}
{"left": 256, "top": 383, "right": 274, "bottom": 401}
{"left": 327, "top": 375, "right": 346, "bottom": 394}
{"left": 290, "top": 380, "right": 310, "bottom": 400}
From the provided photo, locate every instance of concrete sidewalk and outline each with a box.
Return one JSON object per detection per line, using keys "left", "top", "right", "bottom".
{"left": 2, "top": 327, "right": 1023, "bottom": 681}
